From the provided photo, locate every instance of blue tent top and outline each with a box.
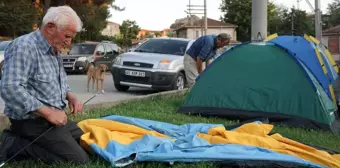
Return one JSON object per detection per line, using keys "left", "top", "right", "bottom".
{"left": 266, "top": 34, "right": 339, "bottom": 100}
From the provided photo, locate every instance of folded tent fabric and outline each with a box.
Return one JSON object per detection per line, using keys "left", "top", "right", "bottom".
{"left": 77, "top": 115, "right": 337, "bottom": 167}
{"left": 197, "top": 122, "right": 340, "bottom": 168}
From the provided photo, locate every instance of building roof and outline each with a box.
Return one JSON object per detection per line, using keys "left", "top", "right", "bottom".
{"left": 323, "top": 25, "right": 340, "bottom": 35}
{"left": 106, "top": 21, "right": 120, "bottom": 25}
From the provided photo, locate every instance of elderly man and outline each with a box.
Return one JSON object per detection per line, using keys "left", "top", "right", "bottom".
{"left": 0, "top": 6, "right": 89, "bottom": 164}
{"left": 184, "top": 33, "right": 231, "bottom": 87}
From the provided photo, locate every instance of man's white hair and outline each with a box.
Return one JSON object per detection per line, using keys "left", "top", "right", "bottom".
{"left": 42, "top": 6, "right": 83, "bottom": 32}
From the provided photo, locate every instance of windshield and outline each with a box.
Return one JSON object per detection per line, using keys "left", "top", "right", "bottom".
{"left": 0, "top": 41, "right": 11, "bottom": 51}
{"left": 69, "top": 44, "right": 96, "bottom": 55}
{"left": 134, "top": 39, "right": 189, "bottom": 56}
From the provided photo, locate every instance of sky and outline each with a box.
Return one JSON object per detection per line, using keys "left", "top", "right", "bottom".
{"left": 108, "top": 0, "right": 334, "bottom": 30}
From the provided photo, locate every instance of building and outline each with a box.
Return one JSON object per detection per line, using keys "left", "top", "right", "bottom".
{"left": 137, "top": 28, "right": 170, "bottom": 39}
{"left": 101, "top": 21, "right": 120, "bottom": 37}
{"left": 170, "top": 15, "right": 238, "bottom": 41}
{"left": 322, "top": 25, "right": 340, "bottom": 61}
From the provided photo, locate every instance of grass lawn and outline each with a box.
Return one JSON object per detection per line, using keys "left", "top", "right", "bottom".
{"left": 3, "top": 93, "right": 340, "bottom": 168}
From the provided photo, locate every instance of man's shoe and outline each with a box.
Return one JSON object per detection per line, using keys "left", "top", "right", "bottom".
{"left": 0, "top": 130, "right": 16, "bottom": 163}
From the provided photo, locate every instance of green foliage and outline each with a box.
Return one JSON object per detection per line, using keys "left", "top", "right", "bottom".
{"left": 324, "top": 0, "right": 340, "bottom": 29}
{"left": 154, "top": 31, "right": 161, "bottom": 37}
{"left": 279, "top": 8, "right": 315, "bottom": 36}
{"left": 119, "top": 20, "right": 141, "bottom": 47}
{"left": 167, "top": 31, "right": 177, "bottom": 37}
{"left": 219, "top": 0, "right": 315, "bottom": 41}
{"left": 268, "top": 5, "right": 286, "bottom": 34}
{"left": 0, "top": 0, "right": 34, "bottom": 37}
{"left": 219, "top": 0, "right": 276, "bottom": 42}
{"left": 145, "top": 32, "right": 154, "bottom": 38}
{"left": 0, "top": 0, "right": 128, "bottom": 41}
{"left": 3, "top": 93, "right": 340, "bottom": 167}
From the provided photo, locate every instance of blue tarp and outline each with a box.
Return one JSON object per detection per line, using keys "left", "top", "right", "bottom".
{"left": 80, "top": 115, "right": 325, "bottom": 167}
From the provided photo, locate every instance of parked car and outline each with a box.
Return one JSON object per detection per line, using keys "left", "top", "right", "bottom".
{"left": 111, "top": 37, "right": 194, "bottom": 91}
{"left": 0, "top": 40, "right": 12, "bottom": 80}
{"left": 62, "top": 41, "right": 119, "bottom": 73}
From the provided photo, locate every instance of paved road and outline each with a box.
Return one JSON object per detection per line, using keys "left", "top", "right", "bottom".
{"left": 0, "top": 72, "right": 160, "bottom": 113}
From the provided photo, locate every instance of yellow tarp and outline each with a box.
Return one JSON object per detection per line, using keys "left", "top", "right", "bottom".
{"left": 77, "top": 119, "right": 169, "bottom": 153}
{"left": 198, "top": 122, "right": 340, "bottom": 168}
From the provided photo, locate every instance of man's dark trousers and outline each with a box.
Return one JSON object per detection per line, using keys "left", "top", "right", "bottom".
{"left": 7, "top": 117, "right": 89, "bottom": 164}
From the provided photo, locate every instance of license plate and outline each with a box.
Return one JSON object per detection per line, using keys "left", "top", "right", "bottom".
{"left": 64, "top": 64, "right": 73, "bottom": 67}
{"left": 125, "top": 70, "right": 145, "bottom": 77}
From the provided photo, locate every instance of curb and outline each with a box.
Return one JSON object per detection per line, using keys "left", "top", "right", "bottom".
{"left": 83, "top": 88, "right": 189, "bottom": 111}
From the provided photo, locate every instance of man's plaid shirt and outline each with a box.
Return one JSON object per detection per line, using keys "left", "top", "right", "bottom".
{"left": 0, "top": 29, "right": 71, "bottom": 120}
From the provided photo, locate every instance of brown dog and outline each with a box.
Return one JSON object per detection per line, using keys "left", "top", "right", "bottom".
{"left": 87, "top": 64, "right": 108, "bottom": 93}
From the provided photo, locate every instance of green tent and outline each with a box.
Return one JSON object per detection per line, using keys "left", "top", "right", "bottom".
{"left": 178, "top": 37, "right": 340, "bottom": 133}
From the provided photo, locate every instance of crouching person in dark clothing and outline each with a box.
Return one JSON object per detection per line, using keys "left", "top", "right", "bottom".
{"left": 0, "top": 6, "right": 89, "bottom": 165}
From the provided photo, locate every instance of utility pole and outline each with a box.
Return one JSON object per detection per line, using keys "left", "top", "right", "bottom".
{"left": 292, "top": 7, "right": 295, "bottom": 35}
{"left": 204, "top": 0, "right": 207, "bottom": 35}
{"left": 305, "top": 0, "right": 322, "bottom": 40}
{"left": 315, "top": 0, "right": 322, "bottom": 40}
{"left": 251, "top": 0, "right": 267, "bottom": 40}
{"left": 185, "top": 1, "right": 206, "bottom": 37}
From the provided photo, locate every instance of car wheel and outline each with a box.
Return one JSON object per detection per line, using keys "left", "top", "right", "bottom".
{"left": 172, "top": 72, "right": 185, "bottom": 90}
{"left": 114, "top": 83, "right": 130, "bottom": 91}
{"left": 0, "top": 61, "right": 3, "bottom": 80}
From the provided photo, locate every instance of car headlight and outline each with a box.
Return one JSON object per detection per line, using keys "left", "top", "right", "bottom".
{"left": 157, "top": 60, "right": 172, "bottom": 70}
{"left": 77, "top": 56, "right": 87, "bottom": 62}
{"left": 113, "top": 56, "right": 122, "bottom": 65}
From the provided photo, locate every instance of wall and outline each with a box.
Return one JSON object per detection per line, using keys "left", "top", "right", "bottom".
{"left": 322, "top": 36, "right": 329, "bottom": 48}
{"left": 322, "top": 35, "right": 340, "bottom": 61}
{"left": 102, "top": 23, "right": 120, "bottom": 37}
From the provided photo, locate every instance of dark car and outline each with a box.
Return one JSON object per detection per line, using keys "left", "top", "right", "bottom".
{"left": 62, "top": 41, "right": 120, "bottom": 73}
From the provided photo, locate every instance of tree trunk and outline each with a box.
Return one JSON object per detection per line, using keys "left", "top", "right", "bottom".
{"left": 43, "top": 0, "right": 51, "bottom": 16}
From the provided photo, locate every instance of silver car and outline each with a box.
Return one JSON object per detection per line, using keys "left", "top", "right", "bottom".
{"left": 111, "top": 37, "right": 194, "bottom": 91}
{"left": 0, "top": 40, "right": 12, "bottom": 80}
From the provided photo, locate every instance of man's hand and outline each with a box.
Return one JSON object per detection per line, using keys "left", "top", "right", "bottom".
{"left": 206, "top": 59, "right": 210, "bottom": 67}
{"left": 196, "top": 57, "right": 203, "bottom": 73}
{"left": 66, "top": 92, "right": 83, "bottom": 113}
{"left": 36, "top": 106, "right": 67, "bottom": 126}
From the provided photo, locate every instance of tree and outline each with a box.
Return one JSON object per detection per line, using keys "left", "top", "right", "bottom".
{"left": 0, "top": 0, "right": 34, "bottom": 37}
{"left": 279, "top": 8, "right": 314, "bottom": 36}
{"left": 38, "top": 0, "right": 125, "bottom": 41}
{"left": 324, "top": 0, "right": 340, "bottom": 29}
{"left": 219, "top": 0, "right": 277, "bottom": 42}
{"left": 119, "top": 20, "right": 141, "bottom": 47}
{"left": 166, "top": 31, "right": 176, "bottom": 37}
{"left": 154, "top": 32, "right": 161, "bottom": 37}
{"left": 145, "top": 32, "right": 154, "bottom": 38}
{"left": 268, "top": 4, "right": 286, "bottom": 35}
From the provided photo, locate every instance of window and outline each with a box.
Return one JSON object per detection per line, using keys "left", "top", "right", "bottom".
{"left": 105, "top": 44, "right": 113, "bottom": 55}
{"left": 68, "top": 44, "right": 96, "bottom": 55}
{"left": 134, "top": 39, "right": 189, "bottom": 56}
{"left": 95, "top": 45, "right": 106, "bottom": 56}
